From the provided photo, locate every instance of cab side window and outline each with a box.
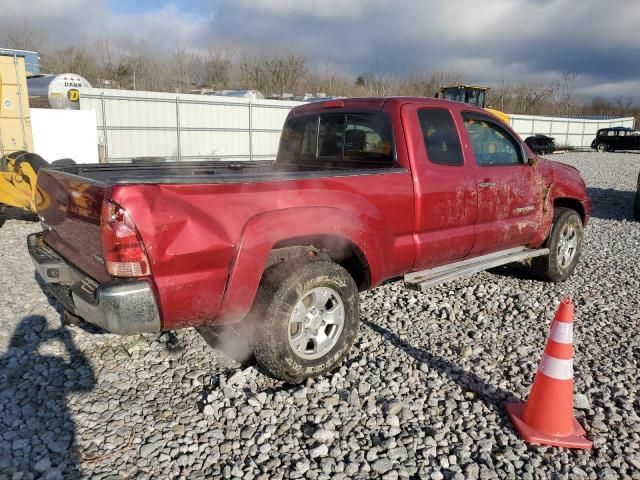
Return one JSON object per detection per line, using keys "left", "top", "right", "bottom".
{"left": 418, "top": 108, "right": 464, "bottom": 166}
{"left": 277, "top": 115, "right": 318, "bottom": 162}
{"left": 463, "top": 114, "right": 522, "bottom": 166}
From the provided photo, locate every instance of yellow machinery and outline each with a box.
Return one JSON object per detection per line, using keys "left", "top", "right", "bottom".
{"left": 1, "top": 150, "right": 46, "bottom": 212}
{"left": 0, "top": 55, "right": 39, "bottom": 212}
{"left": 438, "top": 85, "right": 510, "bottom": 125}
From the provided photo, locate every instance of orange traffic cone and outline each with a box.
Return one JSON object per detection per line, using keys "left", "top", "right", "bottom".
{"left": 506, "top": 299, "right": 592, "bottom": 449}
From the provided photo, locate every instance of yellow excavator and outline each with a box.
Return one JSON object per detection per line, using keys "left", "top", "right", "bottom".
{"left": 438, "top": 85, "right": 510, "bottom": 125}
{"left": 0, "top": 54, "right": 40, "bottom": 212}
{"left": 0, "top": 150, "right": 48, "bottom": 212}
{"left": 0, "top": 53, "right": 70, "bottom": 213}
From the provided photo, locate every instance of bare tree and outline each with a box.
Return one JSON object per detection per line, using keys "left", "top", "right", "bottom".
{"left": 239, "top": 51, "right": 308, "bottom": 95}
{"left": 200, "top": 50, "right": 233, "bottom": 90}
{"left": 167, "top": 45, "right": 199, "bottom": 93}
{"left": 550, "top": 72, "right": 579, "bottom": 116}
{"left": 0, "top": 18, "right": 45, "bottom": 52}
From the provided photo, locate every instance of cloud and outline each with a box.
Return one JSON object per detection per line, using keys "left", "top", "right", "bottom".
{"left": 206, "top": 0, "right": 640, "bottom": 99}
{"left": 0, "top": 0, "right": 212, "bottom": 52}
{"left": 1, "top": 0, "right": 639, "bottom": 100}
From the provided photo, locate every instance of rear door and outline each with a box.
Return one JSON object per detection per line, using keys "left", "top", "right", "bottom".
{"left": 615, "top": 130, "right": 628, "bottom": 150}
{"left": 402, "top": 103, "right": 477, "bottom": 269}
{"left": 461, "top": 112, "right": 542, "bottom": 255}
{"left": 606, "top": 129, "right": 620, "bottom": 149}
{"left": 619, "top": 129, "right": 637, "bottom": 150}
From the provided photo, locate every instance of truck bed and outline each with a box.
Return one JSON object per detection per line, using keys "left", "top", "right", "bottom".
{"left": 53, "top": 159, "right": 398, "bottom": 185}
{"left": 36, "top": 158, "right": 409, "bottom": 297}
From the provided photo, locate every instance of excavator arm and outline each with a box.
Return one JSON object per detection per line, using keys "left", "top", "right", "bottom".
{"left": 0, "top": 151, "right": 47, "bottom": 212}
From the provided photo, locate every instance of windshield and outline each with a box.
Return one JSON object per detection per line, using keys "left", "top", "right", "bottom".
{"left": 441, "top": 87, "right": 466, "bottom": 103}
{"left": 441, "top": 87, "right": 485, "bottom": 107}
{"left": 467, "top": 89, "right": 486, "bottom": 108}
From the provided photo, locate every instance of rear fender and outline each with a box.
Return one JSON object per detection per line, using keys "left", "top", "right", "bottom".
{"left": 217, "top": 206, "right": 381, "bottom": 324}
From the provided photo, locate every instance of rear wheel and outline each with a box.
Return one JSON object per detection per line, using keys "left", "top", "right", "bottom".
{"left": 252, "top": 259, "right": 360, "bottom": 383}
{"left": 596, "top": 143, "right": 608, "bottom": 152}
{"left": 531, "top": 208, "right": 584, "bottom": 282}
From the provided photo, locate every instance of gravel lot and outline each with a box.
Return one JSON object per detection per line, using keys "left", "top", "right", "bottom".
{"left": 1, "top": 151, "right": 639, "bottom": 479}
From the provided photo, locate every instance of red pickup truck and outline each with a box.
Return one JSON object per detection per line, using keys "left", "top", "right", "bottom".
{"left": 29, "top": 97, "right": 591, "bottom": 382}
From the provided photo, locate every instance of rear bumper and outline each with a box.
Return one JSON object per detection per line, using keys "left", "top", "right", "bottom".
{"left": 28, "top": 233, "right": 161, "bottom": 335}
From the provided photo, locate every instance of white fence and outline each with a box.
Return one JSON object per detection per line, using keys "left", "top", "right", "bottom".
{"left": 77, "top": 88, "right": 636, "bottom": 161}
{"left": 509, "top": 114, "right": 635, "bottom": 148}
{"left": 79, "top": 88, "right": 303, "bottom": 162}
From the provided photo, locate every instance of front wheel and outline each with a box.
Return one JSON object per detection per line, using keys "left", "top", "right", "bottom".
{"left": 252, "top": 259, "right": 360, "bottom": 383}
{"left": 531, "top": 208, "right": 584, "bottom": 282}
{"left": 596, "top": 143, "right": 608, "bottom": 152}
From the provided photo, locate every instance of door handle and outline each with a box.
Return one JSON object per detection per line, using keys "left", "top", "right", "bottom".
{"left": 479, "top": 181, "right": 496, "bottom": 188}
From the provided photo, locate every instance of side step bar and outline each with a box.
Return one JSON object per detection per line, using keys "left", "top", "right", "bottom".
{"left": 404, "top": 246, "right": 550, "bottom": 291}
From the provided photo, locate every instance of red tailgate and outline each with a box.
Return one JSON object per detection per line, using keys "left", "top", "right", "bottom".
{"left": 36, "top": 169, "right": 111, "bottom": 282}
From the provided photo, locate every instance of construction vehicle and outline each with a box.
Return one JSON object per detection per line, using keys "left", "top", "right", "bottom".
{"left": 0, "top": 54, "right": 40, "bottom": 212}
{"left": 0, "top": 52, "right": 79, "bottom": 213}
{"left": 437, "top": 85, "right": 510, "bottom": 125}
{"left": 1, "top": 151, "right": 45, "bottom": 212}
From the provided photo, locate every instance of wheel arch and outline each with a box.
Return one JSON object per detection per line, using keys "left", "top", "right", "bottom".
{"left": 271, "top": 235, "right": 372, "bottom": 291}
{"left": 217, "top": 207, "right": 382, "bottom": 324}
{"left": 553, "top": 197, "right": 585, "bottom": 224}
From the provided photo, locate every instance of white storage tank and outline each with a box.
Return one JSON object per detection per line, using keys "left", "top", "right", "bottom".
{"left": 27, "top": 73, "right": 92, "bottom": 110}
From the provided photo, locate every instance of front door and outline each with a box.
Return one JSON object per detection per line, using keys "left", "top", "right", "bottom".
{"left": 461, "top": 113, "right": 542, "bottom": 255}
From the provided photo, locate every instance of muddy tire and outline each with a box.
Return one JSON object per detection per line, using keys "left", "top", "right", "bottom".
{"left": 252, "top": 259, "right": 360, "bottom": 383}
{"left": 531, "top": 207, "right": 584, "bottom": 282}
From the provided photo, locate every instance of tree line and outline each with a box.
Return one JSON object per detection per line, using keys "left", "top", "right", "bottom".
{"left": 3, "top": 23, "right": 638, "bottom": 122}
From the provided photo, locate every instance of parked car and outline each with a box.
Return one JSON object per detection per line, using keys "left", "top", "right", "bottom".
{"left": 525, "top": 134, "right": 555, "bottom": 155}
{"left": 635, "top": 172, "right": 640, "bottom": 221}
{"left": 591, "top": 127, "right": 640, "bottom": 152}
{"left": 29, "top": 97, "right": 591, "bottom": 383}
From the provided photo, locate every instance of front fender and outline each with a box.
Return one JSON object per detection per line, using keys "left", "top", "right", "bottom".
{"left": 530, "top": 180, "right": 591, "bottom": 248}
{"left": 216, "top": 206, "right": 382, "bottom": 324}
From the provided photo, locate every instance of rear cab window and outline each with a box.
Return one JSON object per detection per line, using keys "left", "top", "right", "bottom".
{"left": 277, "top": 110, "right": 395, "bottom": 167}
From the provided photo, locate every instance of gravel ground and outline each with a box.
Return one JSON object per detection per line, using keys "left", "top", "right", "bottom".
{"left": 1, "top": 151, "right": 639, "bottom": 479}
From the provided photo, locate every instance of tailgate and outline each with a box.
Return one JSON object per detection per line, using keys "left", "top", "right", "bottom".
{"left": 36, "top": 169, "right": 110, "bottom": 282}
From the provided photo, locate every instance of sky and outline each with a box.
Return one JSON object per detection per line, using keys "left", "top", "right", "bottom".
{"left": 2, "top": 0, "right": 639, "bottom": 101}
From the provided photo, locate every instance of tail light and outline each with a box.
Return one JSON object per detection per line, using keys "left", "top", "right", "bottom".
{"left": 100, "top": 200, "right": 150, "bottom": 277}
